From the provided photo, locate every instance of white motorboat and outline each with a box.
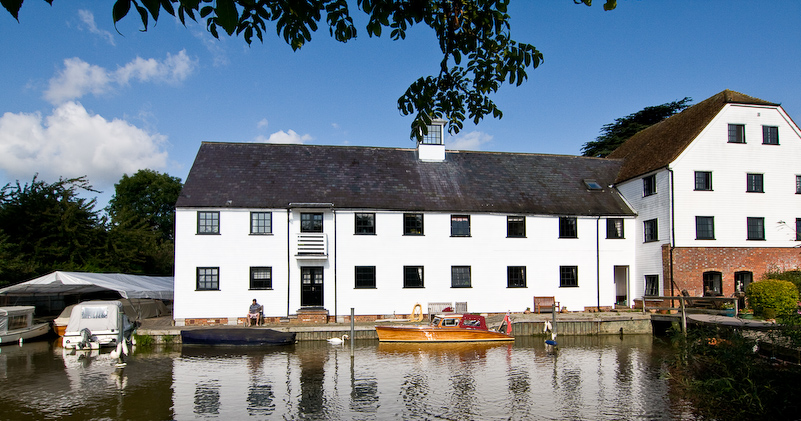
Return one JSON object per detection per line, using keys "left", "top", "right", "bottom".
{"left": 0, "top": 306, "right": 50, "bottom": 345}
{"left": 62, "top": 301, "right": 135, "bottom": 350}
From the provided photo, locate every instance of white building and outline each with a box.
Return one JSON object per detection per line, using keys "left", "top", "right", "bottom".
{"left": 610, "top": 90, "right": 801, "bottom": 298}
{"left": 174, "top": 90, "right": 801, "bottom": 325}
{"left": 174, "top": 125, "right": 636, "bottom": 325}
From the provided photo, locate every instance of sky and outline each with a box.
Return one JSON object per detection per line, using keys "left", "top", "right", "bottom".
{"left": 1, "top": 1, "right": 800, "bottom": 209}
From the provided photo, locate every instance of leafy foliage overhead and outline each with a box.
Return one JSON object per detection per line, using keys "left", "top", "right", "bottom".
{"left": 581, "top": 97, "right": 692, "bottom": 158}
{"left": 2, "top": 0, "right": 616, "bottom": 140}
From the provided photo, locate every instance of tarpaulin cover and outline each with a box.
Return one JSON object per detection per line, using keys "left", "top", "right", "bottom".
{"left": 0, "top": 306, "right": 34, "bottom": 334}
{"left": 63, "top": 300, "right": 132, "bottom": 335}
{"left": 0, "top": 271, "right": 173, "bottom": 300}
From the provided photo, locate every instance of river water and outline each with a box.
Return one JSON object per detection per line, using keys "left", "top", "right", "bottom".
{"left": 0, "top": 335, "right": 696, "bottom": 420}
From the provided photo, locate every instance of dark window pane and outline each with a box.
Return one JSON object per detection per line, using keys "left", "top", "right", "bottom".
{"left": 559, "top": 217, "right": 577, "bottom": 238}
{"left": 355, "top": 266, "right": 376, "bottom": 289}
{"left": 355, "top": 213, "right": 375, "bottom": 235}
{"left": 507, "top": 266, "right": 526, "bottom": 288}
{"left": 451, "top": 266, "right": 471, "bottom": 288}
{"left": 507, "top": 216, "right": 526, "bottom": 237}
{"left": 403, "top": 266, "right": 424, "bottom": 288}
{"left": 450, "top": 215, "right": 470, "bottom": 236}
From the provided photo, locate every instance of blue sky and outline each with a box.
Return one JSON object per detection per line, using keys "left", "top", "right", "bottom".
{"left": 1, "top": 1, "right": 799, "bottom": 208}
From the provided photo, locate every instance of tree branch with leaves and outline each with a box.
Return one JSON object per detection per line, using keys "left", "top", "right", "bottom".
{"left": 2, "top": 0, "right": 616, "bottom": 140}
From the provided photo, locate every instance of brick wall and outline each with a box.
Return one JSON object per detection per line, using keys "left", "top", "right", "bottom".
{"left": 662, "top": 244, "right": 801, "bottom": 296}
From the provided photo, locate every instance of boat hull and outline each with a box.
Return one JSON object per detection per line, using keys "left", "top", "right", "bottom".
{"left": 181, "top": 328, "right": 297, "bottom": 346}
{"left": 0, "top": 323, "right": 51, "bottom": 345}
{"left": 375, "top": 325, "right": 514, "bottom": 342}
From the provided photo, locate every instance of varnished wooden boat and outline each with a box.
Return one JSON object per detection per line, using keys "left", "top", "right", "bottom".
{"left": 375, "top": 313, "right": 514, "bottom": 342}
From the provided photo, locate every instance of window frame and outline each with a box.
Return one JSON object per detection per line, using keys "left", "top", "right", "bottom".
{"left": 734, "top": 271, "right": 753, "bottom": 294}
{"left": 644, "top": 275, "right": 659, "bottom": 297}
{"left": 559, "top": 266, "right": 578, "bottom": 288}
{"left": 250, "top": 212, "right": 272, "bottom": 235}
{"left": 762, "top": 125, "right": 779, "bottom": 145}
{"left": 797, "top": 218, "right": 801, "bottom": 241}
{"left": 695, "top": 216, "right": 715, "bottom": 240}
{"left": 559, "top": 216, "right": 578, "bottom": 239}
{"left": 355, "top": 266, "right": 376, "bottom": 289}
{"left": 747, "top": 217, "right": 765, "bottom": 241}
{"left": 703, "top": 271, "right": 723, "bottom": 295}
{"left": 796, "top": 175, "right": 801, "bottom": 194}
{"left": 728, "top": 123, "right": 746, "bottom": 144}
{"left": 746, "top": 173, "right": 764, "bottom": 193}
{"left": 606, "top": 218, "right": 624, "bottom": 239}
{"left": 450, "top": 215, "right": 471, "bottom": 237}
{"left": 451, "top": 266, "right": 472, "bottom": 288}
{"left": 507, "top": 266, "right": 527, "bottom": 288}
{"left": 300, "top": 213, "right": 323, "bottom": 233}
{"left": 354, "top": 213, "right": 376, "bottom": 235}
{"left": 642, "top": 174, "right": 657, "bottom": 197}
{"left": 403, "top": 213, "right": 424, "bottom": 236}
{"left": 643, "top": 218, "right": 658, "bottom": 243}
{"left": 196, "top": 267, "right": 220, "bottom": 291}
{"left": 507, "top": 216, "right": 526, "bottom": 238}
{"left": 694, "top": 171, "right": 712, "bottom": 191}
{"left": 249, "top": 267, "right": 272, "bottom": 290}
{"left": 403, "top": 266, "right": 424, "bottom": 288}
{"left": 197, "top": 211, "right": 220, "bottom": 235}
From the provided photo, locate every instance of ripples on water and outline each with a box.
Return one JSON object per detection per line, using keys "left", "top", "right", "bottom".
{"left": 0, "top": 335, "right": 695, "bottom": 420}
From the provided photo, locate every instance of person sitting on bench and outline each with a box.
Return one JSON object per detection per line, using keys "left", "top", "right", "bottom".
{"left": 247, "top": 299, "right": 263, "bottom": 326}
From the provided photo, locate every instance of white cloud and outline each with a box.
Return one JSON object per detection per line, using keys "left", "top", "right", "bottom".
{"left": 257, "top": 118, "right": 269, "bottom": 129}
{"left": 0, "top": 102, "right": 168, "bottom": 192}
{"left": 448, "top": 131, "right": 493, "bottom": 150}
{"left": 44, "top": 50, "right": 197, "bottom": 104}
{"left": 44, "top": 58, "right": 113, "bottom": 105}
{"left": 77, "top": 9, "right": 115, "bottom": 46}
{"left": 254, "top": 130, "right": 313, "bottom": 144}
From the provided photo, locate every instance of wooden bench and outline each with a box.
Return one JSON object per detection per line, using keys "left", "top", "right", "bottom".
{"left": 533, "top": 296, "right": 560, "bottom": 313}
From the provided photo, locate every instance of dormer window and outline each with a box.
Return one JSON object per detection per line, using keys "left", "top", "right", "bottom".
{"left": 420, "top": 123, "right": 443, "bottom": 145}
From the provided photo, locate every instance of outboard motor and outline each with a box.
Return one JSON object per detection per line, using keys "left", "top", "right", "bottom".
{"left": 77, "top": 328, "right": 94, "bottom": 350}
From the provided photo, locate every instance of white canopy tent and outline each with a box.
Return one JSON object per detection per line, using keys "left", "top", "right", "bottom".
{"left": 0, "top": 271, "right": 173, "bottom": 300}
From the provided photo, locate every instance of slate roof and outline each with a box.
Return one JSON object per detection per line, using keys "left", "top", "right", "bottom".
{"left": 177, "top": 142, "right": 634, "bottom": 216}
{"left": 608, "top": 90, "right": 779, "bottom": 183}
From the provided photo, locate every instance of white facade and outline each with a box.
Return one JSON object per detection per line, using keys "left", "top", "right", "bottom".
{"left": 615, "top": 101, "right": 801, "bottom": 298}
{"left": 174, "top": 207, "right": 635, "bottom": 323}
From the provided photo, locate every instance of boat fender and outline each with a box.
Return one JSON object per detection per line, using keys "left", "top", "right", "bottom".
{"left": 543, "top": 320, "right": 552, "bottom": 333}
{"left": 411, "top": 303, "right": 423, "bottom": 322}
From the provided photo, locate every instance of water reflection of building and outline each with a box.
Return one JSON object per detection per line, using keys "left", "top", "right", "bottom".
{"left": 169, "top": 339, "right": 686, "bottom": 419}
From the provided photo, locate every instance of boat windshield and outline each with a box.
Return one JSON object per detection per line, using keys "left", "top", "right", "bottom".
{"left": 81, "top": 306, "right": 109, "bottom": 319}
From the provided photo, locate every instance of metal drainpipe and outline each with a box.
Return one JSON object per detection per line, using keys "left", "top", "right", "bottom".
{"left": 333, "top": 209, "right": 337, "bottom": 322}
{"left": 286, "top": 207, "right": 291, "bottom": 318}
{"left": 596, "top": 216, "right": 601, "bottom": 311}
{"left": 668, "top": 168, "right": 676, "bottom": 298}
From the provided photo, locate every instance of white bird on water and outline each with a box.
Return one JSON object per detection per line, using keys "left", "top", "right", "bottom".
{"left": 327, "top": 334, "right": 349, "bottom": 345}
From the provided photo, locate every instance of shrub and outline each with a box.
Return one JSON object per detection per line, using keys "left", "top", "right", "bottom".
{"left": 746, "top": 279, "right": 799, "bottom": 318}
{"left": 762, "top": 269, "right": 801, "bottom": 294}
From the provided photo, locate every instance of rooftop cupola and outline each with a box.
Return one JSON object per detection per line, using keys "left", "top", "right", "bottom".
{"left": 417, "top": 119, "right": 446, "bottom": 162}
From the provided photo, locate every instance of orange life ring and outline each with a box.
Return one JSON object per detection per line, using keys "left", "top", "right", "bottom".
{"left": 411, "top": 303, "right": 423, "bottom": 322}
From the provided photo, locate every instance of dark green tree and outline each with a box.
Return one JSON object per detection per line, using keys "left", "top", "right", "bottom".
{"left": 105, "top": 169, "right": 182, "bottom": 275}
{"left": 3, "top": 0, "right": 615, "bottom": 140}
{"left": 581, "top": 97, "right": 692, "bottom": 158}
{"left": 107, "top": 169, "right": 183, "bottom": 243}
{"left": 0, "top": 175, "right": 106, "bottom": 284}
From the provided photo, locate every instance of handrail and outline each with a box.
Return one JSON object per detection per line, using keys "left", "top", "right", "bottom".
{"left": 641, "top": 295, "right": 739, "bottom": 335}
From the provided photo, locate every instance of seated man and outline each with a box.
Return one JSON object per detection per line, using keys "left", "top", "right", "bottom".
{"left": 247, "top": 299, "right": 263, "bottom": 326}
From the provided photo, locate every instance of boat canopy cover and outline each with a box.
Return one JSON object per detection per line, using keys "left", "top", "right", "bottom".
{"left": 0, "top": 306, "right": 35, "bottom": 334}
{"left": 64, "top": 301, "right": 132, "bottom": 335}
{"left": 0, "top": 271, "right": 173, "bottom": 300}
